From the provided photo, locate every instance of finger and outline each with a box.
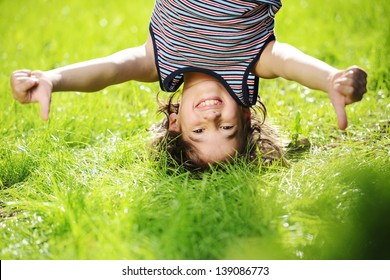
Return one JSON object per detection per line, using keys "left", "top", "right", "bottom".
{"left": 331, "top": 96, "right": 348, "bottom": 130}
{"left": 345, "top": 69, "right": 368, "bottom": 86}
{"left": 335, "top": 105, "right": 348, "bottom": 130}
{"left": 11, "top": 70, "right": 33, "bottom": 85}
{"left": 12, "top": 72, "right": 30, "bottom": 79}
{"left": 347, "top": 65, "right": 367, "bottom": 77}
{"left": 17, "top": 69, "right": 33, "bottom": 73}
{"left": 334, "top": 83, "right": 354, "bottom": 96}
{"left": 11, "top": 77, "right": 39, "bottom": 104}
{"left": 334, "top": 77, "right": 366, "bottom": 102}
{"left": 12, "top": 69, "right": 32, "bottom": 77}
{"left": 14, "top": 76, "right": 39, "bottom": 93}
{"left": 36, "top": 93, "right": 51, "bottom": 121}
{"left": 347, "top": 68, "right": 368, "bottom": 90}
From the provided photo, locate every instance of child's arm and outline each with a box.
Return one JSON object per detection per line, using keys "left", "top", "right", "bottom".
{"left": 253, "top": 40, "right": 367, "bottom": 130}
{"left": 10, "top": 35, "right": 157, "bottom": 120}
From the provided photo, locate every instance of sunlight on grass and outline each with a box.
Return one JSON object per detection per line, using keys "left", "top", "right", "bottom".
{"left": 0, "top": 0, "right": 389, "bottom": 260}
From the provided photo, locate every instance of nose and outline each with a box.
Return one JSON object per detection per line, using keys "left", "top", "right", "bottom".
{"left": 203, "top": 110, "right": 221, "bottom": 121}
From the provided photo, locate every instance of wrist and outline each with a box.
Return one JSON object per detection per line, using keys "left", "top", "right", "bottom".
{"left": 326, "top": 68, "right": 340, "bottom": 94}
{"left": 34, "top": 70, "right": 57, "bottom": 92}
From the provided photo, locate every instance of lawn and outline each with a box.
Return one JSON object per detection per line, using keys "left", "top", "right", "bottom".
{"left": 0, "top": 0, "right": 389, "bottom": 260}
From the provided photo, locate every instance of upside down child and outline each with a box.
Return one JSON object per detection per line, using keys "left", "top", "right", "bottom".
{"left": 10, "top": 0, "right": 367, "bottom": 171}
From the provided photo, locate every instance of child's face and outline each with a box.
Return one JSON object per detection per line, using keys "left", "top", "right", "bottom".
{"left": 168, "top": 80, "right": 250, "bottom": 164}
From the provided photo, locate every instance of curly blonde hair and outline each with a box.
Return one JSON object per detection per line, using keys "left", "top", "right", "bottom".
{"left": 149, "top": 91, "right": 285, "bottom": 172}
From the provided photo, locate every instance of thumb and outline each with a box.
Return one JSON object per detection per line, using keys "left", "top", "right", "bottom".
{"left": 33, "top": 84, "right": 52, "bottom": 121}
{"left": 24, "top": 77, "right": 39, "bottom": 91}
{"left": 330, "top": 93, "right": 348, "bottom": 130}
{"left": 38, "top": 94, "right": 51, "bottom": 121}
{"left": 29, "top": 71, "right": 53, "bottom": 121}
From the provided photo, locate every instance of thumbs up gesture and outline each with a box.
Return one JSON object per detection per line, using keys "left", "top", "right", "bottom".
{"left": 328, "top": 66, "right": 367, "bottom": 130}
{"left": 10, "top": 70, "right": 53, "bottom": 121}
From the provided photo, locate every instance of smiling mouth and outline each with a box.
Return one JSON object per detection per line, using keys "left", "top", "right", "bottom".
{"left": 196, "top": 98, "right": 223, "bottom": 108}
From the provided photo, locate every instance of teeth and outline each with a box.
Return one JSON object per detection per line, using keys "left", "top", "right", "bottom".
{"left": 199, "top": 99, "right": 220, "bottom": 107}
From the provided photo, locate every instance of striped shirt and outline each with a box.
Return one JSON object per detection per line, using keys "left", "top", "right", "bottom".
{"left": 149, "top": 0, "right": 282, "bottom": 106}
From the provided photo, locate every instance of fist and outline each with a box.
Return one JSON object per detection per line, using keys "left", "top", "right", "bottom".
{"left": 10, "top": 70, "right": 53, "bottom": 121}
{"left": 329, "top": 66, "right": 367, "bottom": 130}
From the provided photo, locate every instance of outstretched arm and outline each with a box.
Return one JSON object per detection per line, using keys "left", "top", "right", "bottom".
{"left": 10, "top": 34, "right": 158, "bottom": 120}
{"left": 253, "top": 40, "right": 367, "bottom": 130}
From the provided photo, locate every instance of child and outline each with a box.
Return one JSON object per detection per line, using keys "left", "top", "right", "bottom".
{"left": 10, "top": 0, "right": 367, "bottom": 171}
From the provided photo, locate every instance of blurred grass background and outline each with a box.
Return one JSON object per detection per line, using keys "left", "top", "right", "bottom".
{"left": 0, "top": 0, "right": 389, "bottom": 260}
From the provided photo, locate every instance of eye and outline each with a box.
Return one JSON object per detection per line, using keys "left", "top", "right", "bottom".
{"left": 221, "top": 125, "right": 233, "bottom": 130}
{"left": 193, "top": 128, "right": 204, "bottom": 134}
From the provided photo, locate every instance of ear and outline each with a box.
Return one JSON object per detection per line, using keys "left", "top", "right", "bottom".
{"left": 168, "top": 113, "right": 180, "bottom": 132}
{"left": 243, "top": 107, "right": 251, "bottom": 124}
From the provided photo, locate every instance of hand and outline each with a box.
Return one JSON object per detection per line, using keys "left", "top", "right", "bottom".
{"left": 10, "top": 70, "right": 53, "bottom": 121}
{"left": 328, "top": 66, "right": 367, "bottom": 130}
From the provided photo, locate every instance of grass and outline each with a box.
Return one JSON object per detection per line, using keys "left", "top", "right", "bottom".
{"left": 0, "top": 0, "right": 389, "bottom": 260}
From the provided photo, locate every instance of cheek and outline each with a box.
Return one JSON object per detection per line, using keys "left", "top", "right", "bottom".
{"left": 227, "top": 103, "right": 244, "bottom": 115}
{"left": 178, "top": 111, "right": 199, "bottom": 127}
{"left": 226, "top": 109, "right": 245, "bottom": 124}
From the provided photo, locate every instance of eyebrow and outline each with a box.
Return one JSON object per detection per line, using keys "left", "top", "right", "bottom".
{"left": 188, "top": 129, "right": 238, "bottom": 143}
